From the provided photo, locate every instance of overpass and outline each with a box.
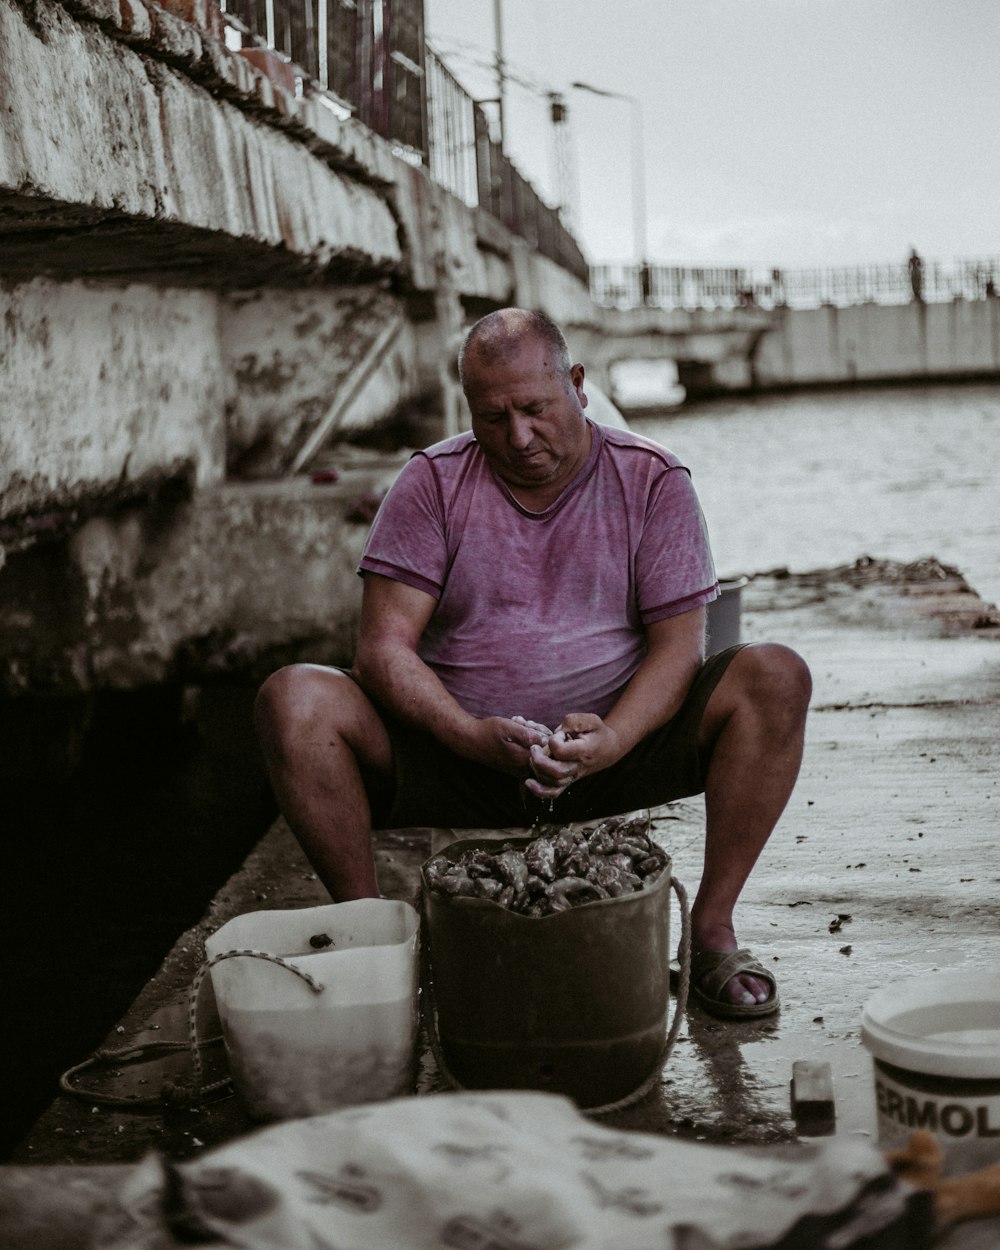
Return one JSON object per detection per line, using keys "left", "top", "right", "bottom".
{"left": 591, "top": 260, "right": 1000, "bottom": 396}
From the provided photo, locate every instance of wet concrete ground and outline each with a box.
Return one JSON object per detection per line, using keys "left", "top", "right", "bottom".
{"left": 5, "top": 560, "right": 1000, "bottom": 1244}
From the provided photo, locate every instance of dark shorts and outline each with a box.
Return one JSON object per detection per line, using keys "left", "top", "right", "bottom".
{"left": 367, "top": 644, "right": 748, "bottom": 829}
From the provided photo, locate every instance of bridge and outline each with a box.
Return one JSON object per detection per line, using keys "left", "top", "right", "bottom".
{"left": 589, "top": 260, "right": 1000, "bottom": 397}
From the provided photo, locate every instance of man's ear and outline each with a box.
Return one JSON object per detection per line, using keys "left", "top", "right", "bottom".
{"left": 571, "top": 363, "right": 588, "bottom": 408}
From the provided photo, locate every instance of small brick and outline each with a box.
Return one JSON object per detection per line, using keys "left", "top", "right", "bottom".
{"left": 118, "top": 0, "right": 153, "bottom": 38}
{"left": 791, "top": 1060, "right": 836, "bottom": 1135}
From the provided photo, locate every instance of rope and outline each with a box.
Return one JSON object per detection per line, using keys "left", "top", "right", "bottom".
{"left": 59, "top": 1039, "right": 221, "bottom": 1110}
{"left": 186, "top": 949, "right": 323, "bottom": 1096}
{"left": 420, "top": 873, "right": 692, "bottom": 1117}
{"left": 59, "top": 947, "right": 325, "bottom": 1110}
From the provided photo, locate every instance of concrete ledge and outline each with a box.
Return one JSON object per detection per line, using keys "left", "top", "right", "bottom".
{"left": 0, "top": 0, "right": 401, "bottom": 281}
{"left": 59, "top": 0, "right": 397, "bottom": 189}
{"left": 0, "top": 465, "right": 407, "bottom": 693}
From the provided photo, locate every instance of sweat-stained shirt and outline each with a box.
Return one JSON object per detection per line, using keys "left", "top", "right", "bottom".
{"left": 358, "top": 421, "right": 719, "bottom": 731}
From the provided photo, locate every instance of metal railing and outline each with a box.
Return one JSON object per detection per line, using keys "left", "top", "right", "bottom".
{"left": 424, "top": 46, "right": 478, "bottom": 207}
{"left": 209, "top": 4, "right": 1000, "bottom": 309}
{"left": 591, "top": 258, "right": 1000, "bottom": 312}
{"left": 220, "top": 0, "right": 588, "bottom": 282}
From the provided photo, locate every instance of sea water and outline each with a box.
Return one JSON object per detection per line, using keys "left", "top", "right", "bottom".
{"left": 633, "top": 381, "right": 1000, "bottom": 609}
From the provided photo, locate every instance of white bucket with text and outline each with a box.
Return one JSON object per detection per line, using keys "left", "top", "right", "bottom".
{"left": 861, "top": 969, "right": 1000, "bottom": 1147}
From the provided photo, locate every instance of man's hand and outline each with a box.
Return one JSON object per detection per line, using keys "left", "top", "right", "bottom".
{"left": 523, "top": 712, "right": 624, "bottom": 800}
{"left": 461, "top": 714, "right": 552, "bottom": 777}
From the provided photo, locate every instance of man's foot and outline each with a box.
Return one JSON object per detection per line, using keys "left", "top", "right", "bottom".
{"left": 688, "top": 948, "right": 779, "bottom": 1020}
{"left": 687, "top": 918, "right": 774, "bottom": 1009}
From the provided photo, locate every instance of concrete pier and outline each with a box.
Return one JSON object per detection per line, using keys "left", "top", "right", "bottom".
{"left": 751, "top": 299, "right": 1000, "bottom": 391}
{"left": 3, "top": 559, "right": 998, "bottom": 1247}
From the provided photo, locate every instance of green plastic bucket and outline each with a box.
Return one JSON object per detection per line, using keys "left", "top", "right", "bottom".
{"left": 421, "top": 835, "right": 681, "bottom": 1109}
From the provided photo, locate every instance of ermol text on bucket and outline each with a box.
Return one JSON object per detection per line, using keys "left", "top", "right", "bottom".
{"left": 862, "top": 970, "right": 1000, "bottom": 1146}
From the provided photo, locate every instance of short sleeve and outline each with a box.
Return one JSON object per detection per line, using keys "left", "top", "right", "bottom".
{"left": 635, "top": 467, "right": 719, "bottom": 623}
{"left": 358, "top": 454, "right": 448, "bottom": 599}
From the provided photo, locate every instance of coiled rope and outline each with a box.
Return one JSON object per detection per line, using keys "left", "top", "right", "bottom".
{"left": 58, "top": 948, "right": 324, "bottom": 1110}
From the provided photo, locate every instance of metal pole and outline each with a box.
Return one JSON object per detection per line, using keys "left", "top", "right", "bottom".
{"left": 631, "top": 96, "right": 647, "bottom": 264}
{"left": 493, "top": 0, "right": 506, "bottom": 151}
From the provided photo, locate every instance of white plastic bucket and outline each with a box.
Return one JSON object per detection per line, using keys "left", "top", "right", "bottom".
{"left": 205, "top": 899, "right": 420, "bottom": 1121}
{"left": 861, "top": 969, "right": 1000, "bottom": 1146}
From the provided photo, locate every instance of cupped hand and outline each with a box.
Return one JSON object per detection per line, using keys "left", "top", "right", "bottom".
{"left": 522, "top": 712, "right": 624, "bottom": 800}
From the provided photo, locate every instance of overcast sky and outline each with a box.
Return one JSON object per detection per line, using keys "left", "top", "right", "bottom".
{"left": 424, "top": 0, "right": 1000, "bottom": 270}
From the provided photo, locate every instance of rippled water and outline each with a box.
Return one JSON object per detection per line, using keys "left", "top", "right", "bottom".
{"left": 631, "top": 381, "right": 1000, "bottom": 610}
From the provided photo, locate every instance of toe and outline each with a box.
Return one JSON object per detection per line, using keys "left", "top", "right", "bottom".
{"left": 727, "top": 972, "right": 774, "bottom": 1006}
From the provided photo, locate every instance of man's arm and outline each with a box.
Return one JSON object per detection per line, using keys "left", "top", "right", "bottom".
{"left": 603, "top": 605, "right": 706, "bottom": 749}
{"left": 526, "top": 606, "right": 706, "bottom": 797}
{"left": 353, "top": 573, "right": 549, "bottom": 775}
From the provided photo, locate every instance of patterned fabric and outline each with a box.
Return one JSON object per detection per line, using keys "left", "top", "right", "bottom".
{"left": 94, "top": 1092, "right": 932, "bottom": 1249}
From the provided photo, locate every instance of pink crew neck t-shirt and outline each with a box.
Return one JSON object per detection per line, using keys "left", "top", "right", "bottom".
{"left": 358, "top": 421, "right": 719, "bottom": 730}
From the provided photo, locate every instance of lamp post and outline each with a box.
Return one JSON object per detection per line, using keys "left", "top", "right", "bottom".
{"left": 493, "top": 0, "right": 506, "bottom": 151}
{"left": 570, "top": 81, "right": 648, "bottom": 266}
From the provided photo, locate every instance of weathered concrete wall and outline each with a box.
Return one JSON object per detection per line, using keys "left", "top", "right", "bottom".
{"left": 1, "top": 279, "right": 228, "bottom": 520}
{"left": 0, "top": 466, "right": 405, "bottom": 694}
{"left": 752, "top": 299, "right": 1000, "bottom": 388}
{"left": 220, "top": 287, "right": 421, "bottom": 476}
{"left": 0, "top": 0, "right": 608, "bottom": 694}
{"left": 0, "top": 0, "right": 402, "bottom": 280}
{"left": 0, "top": 0, "right": 599, "bottom": 524}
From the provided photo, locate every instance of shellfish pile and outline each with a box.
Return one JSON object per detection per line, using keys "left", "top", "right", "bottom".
{"left": 424, "top": 816, "right": 667, "bottom": 916}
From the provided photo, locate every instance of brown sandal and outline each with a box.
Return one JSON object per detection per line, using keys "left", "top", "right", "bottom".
{"left": 689, "top": 948, "right": 780, "bottom": 1020}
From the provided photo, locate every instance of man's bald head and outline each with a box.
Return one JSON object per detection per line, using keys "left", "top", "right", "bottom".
{"left": 458, "top": 308, "right": 572, "bottom": 390}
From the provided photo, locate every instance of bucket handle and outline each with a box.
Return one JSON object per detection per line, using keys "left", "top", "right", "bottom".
{"left": 58, "top": 947, "right": 325, "bottom": 1109}
{"left": 186, "top": 948, "right": 325, "bottom": 1097}
{"left": 420, "top": 875, "right": 691, "bottom": 1118}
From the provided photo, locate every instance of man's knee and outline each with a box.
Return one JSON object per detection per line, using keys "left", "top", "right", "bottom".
{"left": 737, "top": 643, "right": 812, "bottom": 719}
{"left": 254, "top": 663, "right": 354, "bottom": 743}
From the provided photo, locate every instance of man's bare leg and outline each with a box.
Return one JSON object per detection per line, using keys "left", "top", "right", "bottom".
{"left": 694, "top": 643, "right": 812, "bottom": 1007}
{"left": 254, "top": 664, "right": 393, "bottom": 901}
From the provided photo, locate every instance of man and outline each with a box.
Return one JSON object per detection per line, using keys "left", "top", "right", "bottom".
{"left": 908, "top": 248, "right": 924, "bottom": 302}
{"left": 255, "top": 308, "right": 811, "bottom": 1018}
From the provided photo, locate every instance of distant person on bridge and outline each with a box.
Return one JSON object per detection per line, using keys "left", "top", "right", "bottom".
{"left": 255, "top": 308, "right": 812, "bottom": 1020}
{"left": 908, "top": 247, "right": 924, "bottom": 302}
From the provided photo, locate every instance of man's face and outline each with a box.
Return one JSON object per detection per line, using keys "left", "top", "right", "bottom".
{"left": 462, "top": 336, "right": 590, "bottom": 495}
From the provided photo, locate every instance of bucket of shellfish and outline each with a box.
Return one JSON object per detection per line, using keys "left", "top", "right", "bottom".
{"left": 420, "top": 812, "right": 690, "bottom": 1112}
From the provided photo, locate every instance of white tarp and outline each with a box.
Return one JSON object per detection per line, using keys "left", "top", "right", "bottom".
{"left": 95, "top": 1091, "right": 931, "bottom": 1249}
